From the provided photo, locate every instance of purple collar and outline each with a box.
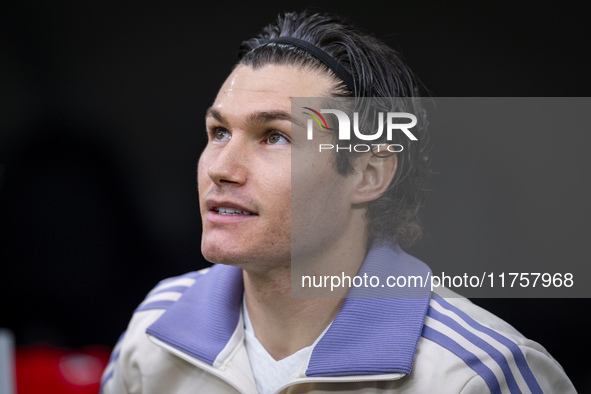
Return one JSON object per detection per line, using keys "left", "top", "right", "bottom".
{"left": 146, "top": 243, "right": 432, "bottom": 376}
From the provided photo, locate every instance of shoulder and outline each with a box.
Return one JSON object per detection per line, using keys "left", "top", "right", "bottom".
{"left": 100, "top": 267, "right": 214, "bottom": 393}
{"left": 134, "top": 268, "right": 211, "bottom": 313}
{"left": 413, "top": 288, "right": 576, "bottom": 393}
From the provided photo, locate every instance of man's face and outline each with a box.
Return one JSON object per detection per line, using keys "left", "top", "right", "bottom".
{"left": 198, "top": 64, "right": 356, "bottom": 271}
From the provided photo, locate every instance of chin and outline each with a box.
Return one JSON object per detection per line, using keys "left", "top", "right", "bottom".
{"left": 202, "top": 243, "right": 238, "bottom": 265}
{"left": 201, "top": 242, "right": 290, "bottom": 272}
{"left": 201, "top": 243, "right": 252, "bottom": 267}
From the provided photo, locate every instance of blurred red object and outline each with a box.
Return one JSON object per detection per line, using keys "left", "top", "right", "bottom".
{"left": 16, "top": 345, "right": 111, "bottom": 394}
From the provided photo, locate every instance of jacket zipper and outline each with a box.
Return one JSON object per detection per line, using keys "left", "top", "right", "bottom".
{"left": 274, "top": 372, "right": 407, "bottom": 393}
{"left": 147, "top": 334, "right": 253, "bottom": 393}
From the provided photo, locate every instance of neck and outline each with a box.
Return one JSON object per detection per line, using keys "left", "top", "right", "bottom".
{"left": 243, "top": 217, "right": 369, "bottom": 360}
{"left": 243, "top": 268, "right": 344, "bottom": 360}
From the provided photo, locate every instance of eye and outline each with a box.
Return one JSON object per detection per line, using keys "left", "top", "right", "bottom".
{"left": 211, "top": 128, "right": 231, "bottom": 142}
{"left": 265, "top": 131, "right": 289, "bottom": 145}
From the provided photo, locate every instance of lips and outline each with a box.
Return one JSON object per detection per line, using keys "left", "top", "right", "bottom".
{"left": 215, "top": 207, "right": 254, "bottom": 215}
{"left": 206, "top": 199, "right": 258, "bottom": 216}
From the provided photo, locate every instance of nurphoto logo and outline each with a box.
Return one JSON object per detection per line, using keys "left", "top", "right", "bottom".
{"left": 302, "top": 106, "right": 418, "bottom": 153}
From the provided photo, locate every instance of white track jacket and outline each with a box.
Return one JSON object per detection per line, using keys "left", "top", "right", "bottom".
{"left": 101, "top": 244, "right": 576, "bottom": 393}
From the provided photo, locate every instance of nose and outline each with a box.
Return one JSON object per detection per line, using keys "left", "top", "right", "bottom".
{"left": 206, "top": 137, "right": 248, "bottom": 187}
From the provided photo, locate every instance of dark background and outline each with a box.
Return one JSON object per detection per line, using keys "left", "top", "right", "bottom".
{"left": 1, "top": 0, "right": 589, "bottom": 391}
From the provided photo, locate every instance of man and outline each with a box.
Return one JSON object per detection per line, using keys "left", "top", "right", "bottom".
{"left": 101, "top": 11, "right": 575, "bottom": 393}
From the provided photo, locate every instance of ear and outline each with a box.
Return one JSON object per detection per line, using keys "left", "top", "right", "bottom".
{"left": 350, "top": 146, "right": 398, "bottom": 205}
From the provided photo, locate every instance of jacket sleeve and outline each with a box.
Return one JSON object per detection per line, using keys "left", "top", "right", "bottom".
{"left": 100, "top": 331, "right": 130, "bottom": 394}
{"left": 458, "top": 345, "right": 577, "bottom": 394}
{"left": 518, "top": 345, "right": 577, "bottom": 394}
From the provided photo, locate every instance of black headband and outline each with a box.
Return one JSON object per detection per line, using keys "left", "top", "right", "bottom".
{"left": 267, "top": 37, "right": 357, "bottom": 95}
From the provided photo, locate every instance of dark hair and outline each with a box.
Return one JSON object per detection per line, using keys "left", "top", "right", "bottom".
{"left": 237, "top": 11, "right": 431, "bottom": 248}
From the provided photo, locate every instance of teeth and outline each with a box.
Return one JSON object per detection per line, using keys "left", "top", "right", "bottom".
{"left": 216, "top": 207, "right": 253, "bottom": 215}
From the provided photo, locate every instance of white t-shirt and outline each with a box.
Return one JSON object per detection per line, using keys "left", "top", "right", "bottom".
{"left": 242, "top": 299, "right": 319, "bottom": 394}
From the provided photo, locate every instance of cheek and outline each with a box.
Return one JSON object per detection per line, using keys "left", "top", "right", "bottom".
{"left": 260, "top": 168, "right": 292, "bottom": 217}
{"left": 292, "top": 164, "right": 340, "bottom": 230}
{"left": 197, "top": 151, "right": 211, "bottom": 191}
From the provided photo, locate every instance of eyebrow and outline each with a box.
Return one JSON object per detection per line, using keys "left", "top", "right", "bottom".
{"left": 205, "top": 108, "right": 304, "bottom": 128}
